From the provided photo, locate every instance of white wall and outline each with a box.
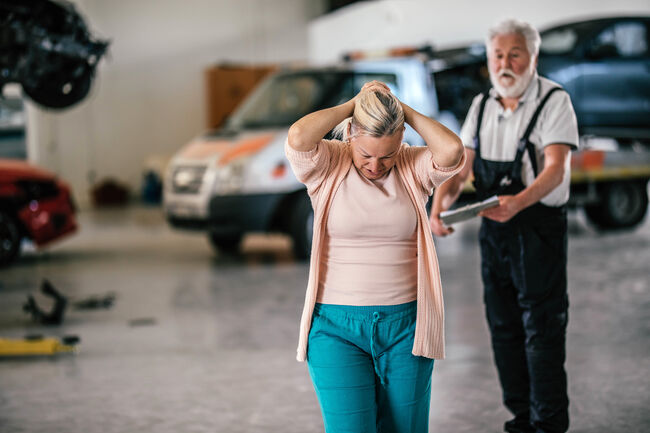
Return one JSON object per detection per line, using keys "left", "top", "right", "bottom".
{"left": 26, "top": 0, "right": 320, "bottom": 207}
{"left": 309, "top": 0, "right": 650, "bottom": 64}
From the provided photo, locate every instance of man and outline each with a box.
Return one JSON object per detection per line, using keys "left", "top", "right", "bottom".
{"left": 430, "top": 19, "right": 578, "bottom": 433}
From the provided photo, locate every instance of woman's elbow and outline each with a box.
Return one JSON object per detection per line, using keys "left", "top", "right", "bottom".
{"left": 439, "top": 137, "right": 465, "bottom": 168}
{"left": 451, "top": 138, "right": 465, "bottom": 164}
{"left": 287, "top": 123, "right": 305, "bottom": 151}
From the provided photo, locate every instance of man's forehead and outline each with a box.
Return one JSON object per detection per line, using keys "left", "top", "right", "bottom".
{"left": 490, "top": 33, "right": 528, "bottom": 50}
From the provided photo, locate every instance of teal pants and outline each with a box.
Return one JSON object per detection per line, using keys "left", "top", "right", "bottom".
{"left": 307, "top": 301, "right": 434, "bottom": 433}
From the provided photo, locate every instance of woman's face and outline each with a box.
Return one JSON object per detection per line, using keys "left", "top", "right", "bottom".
{"left": 349, "top": 129, "right": 403, "bottom": 180}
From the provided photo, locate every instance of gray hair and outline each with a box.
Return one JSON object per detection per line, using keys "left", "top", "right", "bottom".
{"left": 333, "top": 90, "right": 404, "bottom": 141}
{"left": 486, "top": 18, "right": 541, "bottom": 57}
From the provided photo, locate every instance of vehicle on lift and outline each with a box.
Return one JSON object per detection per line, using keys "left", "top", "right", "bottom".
{"left": 164, "top": 16, "right": 650, "bottom": 259}
{"left": 0, "top": 0, "right": 109, "bottom": 109}
{"left": 0, "top": 159, "right": 77, "bottom": 266}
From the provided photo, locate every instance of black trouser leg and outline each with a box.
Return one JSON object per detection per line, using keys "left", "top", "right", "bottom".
{"left": 514, "top": 217, "right": 569, "bottom": 433}
{"left": 480, "top": 222, "right": 534, "bottom": 433}
{"left": 481, "top": 215, "right": 570, "bottom": 433}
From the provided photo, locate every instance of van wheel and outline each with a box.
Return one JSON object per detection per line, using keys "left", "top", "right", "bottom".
{"left": 207, "top": 232, "right": 243, "bottom": 254}
{"left": 0, "top": 212, "right": 21, "bottom": 266}
{"left": 584, "top": 181, "right": 648, "bottom": 229}
{"left": 289, "top": 193, "right": 313, "bottom": 260}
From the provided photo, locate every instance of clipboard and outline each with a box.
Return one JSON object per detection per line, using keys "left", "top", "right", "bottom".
{"left": 439, "top": 195, "right": 500, "bottom": 225}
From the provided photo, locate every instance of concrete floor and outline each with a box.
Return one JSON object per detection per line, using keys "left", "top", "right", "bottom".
{"left": 0, "top": 206, "right": 648, "bottom": 433}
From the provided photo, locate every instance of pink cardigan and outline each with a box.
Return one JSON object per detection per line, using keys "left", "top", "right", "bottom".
{"left": 286, "top": 139, "right": 465, "bottom": 362}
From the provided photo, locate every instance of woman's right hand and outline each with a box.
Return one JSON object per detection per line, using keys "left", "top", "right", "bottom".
{"left": 430, "top": 214, "right": 454, "bottom": 237}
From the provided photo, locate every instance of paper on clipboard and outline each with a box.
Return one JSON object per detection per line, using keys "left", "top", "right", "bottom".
{"left": 439, "top": 195, "right": 500, "bottom": 225}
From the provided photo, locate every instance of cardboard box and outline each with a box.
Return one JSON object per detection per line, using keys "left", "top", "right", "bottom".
{"left": 204, "top": 64, "right": 276, "bottom": 129}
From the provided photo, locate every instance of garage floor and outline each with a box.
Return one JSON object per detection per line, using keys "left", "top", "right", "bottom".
{"left": 0, "top": 206, "right": 648, "bottom": 433}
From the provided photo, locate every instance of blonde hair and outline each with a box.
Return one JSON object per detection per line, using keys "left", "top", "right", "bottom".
{"left": 333, "top": 90, "right": 404, "bottom": 141}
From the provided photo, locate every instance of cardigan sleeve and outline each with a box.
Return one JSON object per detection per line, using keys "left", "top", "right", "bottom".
{"left": 408, "top": 146, "right": 466, "bottom": 194}
{"left": 285, "top": 139, "right": 339, "bottom": 196}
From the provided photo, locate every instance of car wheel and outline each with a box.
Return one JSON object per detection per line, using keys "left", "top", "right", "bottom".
{"left": 584, "top": 181, "right": 648, "bottom": 230}
{"left": 0, "top": 212, "right": 22, "bottom": 266}
{"left": 207, "top": 232, "right": 243, "bottom": 254}
{"left": 289, "top": 193, "right": 313, "bottom": 260}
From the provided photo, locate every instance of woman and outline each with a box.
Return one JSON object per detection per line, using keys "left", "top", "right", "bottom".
{"left": 286, "top": 81, "right": 464, "bottom": 433}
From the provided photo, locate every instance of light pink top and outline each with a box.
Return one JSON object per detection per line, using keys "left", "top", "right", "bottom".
{"left": 285, "top": 139, "right": 465, "bottom": 361}
{"left": 317, "top": 164, "right": 418, "bottom": 305}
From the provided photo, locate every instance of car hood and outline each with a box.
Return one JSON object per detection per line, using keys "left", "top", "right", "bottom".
{"left": 175, "top": 131, "right": 279, "bottom": 166}
{"left": 0, "top": 159, "right": 57, "bottom": 182}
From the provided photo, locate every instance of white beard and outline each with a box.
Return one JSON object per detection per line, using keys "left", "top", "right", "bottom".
{"left": 489, "top": 64, "right": 535, "bottom": 99}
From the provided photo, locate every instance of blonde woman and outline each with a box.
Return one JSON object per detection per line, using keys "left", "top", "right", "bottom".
{"left": 286, "top": 81, "right": 464, "bottom": 433}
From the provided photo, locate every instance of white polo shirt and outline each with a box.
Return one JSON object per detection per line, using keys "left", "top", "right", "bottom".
{"left": 459, "top": 73, "right": 579, "bottom": 206}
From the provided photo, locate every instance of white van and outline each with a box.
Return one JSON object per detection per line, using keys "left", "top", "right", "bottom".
{"left": 163, "top": 56, "right": 459, "bottom": 258}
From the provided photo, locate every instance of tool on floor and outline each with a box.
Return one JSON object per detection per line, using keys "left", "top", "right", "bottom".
{"left": 23, "top": 279, "right": 68, "bottom": 325}
{"left": 0, "top": 335, "right": 80, "bottom": 357}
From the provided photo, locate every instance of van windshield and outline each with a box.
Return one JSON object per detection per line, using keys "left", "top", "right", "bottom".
{"left": 225, "top": 71, "right": 397, "bottom": 129}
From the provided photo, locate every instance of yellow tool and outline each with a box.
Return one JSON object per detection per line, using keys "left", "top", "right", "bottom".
{"left": 0, "top": 335, "right": 79, "bottom": 356}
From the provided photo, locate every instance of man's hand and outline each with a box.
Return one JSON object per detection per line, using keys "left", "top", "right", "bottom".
{"left": 479, "top": 195, "right": 523, "bottom": 223}
{"left": 430, "top": 213, "right": 455, "bottom": 236}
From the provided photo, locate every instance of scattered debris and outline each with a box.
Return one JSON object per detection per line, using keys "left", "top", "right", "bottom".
{"left": 23, "top": 279, "right": 116, "bottom": 325}
{"left": 128, "top": 318, "right": 157, "bottom": 327}
{"left": 73, "top": 293, "right": 116, "bottom": 310}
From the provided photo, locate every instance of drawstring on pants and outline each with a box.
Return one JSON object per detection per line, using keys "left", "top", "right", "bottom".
{"left": 370, "top": 312, "right": 386, "bottom": 386}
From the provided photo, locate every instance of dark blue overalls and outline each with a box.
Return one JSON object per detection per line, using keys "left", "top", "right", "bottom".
{"left": 473, "top": 87, "right": 569, "bottom": 433}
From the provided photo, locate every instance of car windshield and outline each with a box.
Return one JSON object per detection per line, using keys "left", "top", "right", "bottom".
{"left": 224, "top": 71, "right": 397, "bottom": 130}
{"left": 540, "top": 20, "right": 606, "bottom": 54}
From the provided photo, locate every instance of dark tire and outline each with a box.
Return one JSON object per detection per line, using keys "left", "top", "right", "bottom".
{"left": 207, "top": 232, "right": 243, "bottom": 254}
{"left": 288, "top": 193, "right": 313, "bottom": 260}
{"left": 584, "top": 181, "right": 648, "bottom": 230}
{"left": 0, "top": 212, "right": 22, "bottom": 266}
{"left": 22, "top": 64, "right": 93, "bottom": 110}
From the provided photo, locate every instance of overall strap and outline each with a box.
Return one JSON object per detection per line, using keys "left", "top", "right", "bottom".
{"left": 473, "top": 92, "right": 490, "bottom": 158}
{"left": 517, "top": 86, "right": 565, "bottom": 176}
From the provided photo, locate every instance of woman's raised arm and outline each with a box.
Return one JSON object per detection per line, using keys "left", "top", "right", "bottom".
{"left": 401, "top": 103, "right": 464, "bottom": 168}
{"left": 287, "top": 100, "right": 355, "bottom": 152}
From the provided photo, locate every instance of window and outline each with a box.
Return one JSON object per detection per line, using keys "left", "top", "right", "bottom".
{"left": 227, "top": 72, "right": 398, "bottom": 129}
{"left": 591, "top": 21, "right": 648, "bottom": 58}
{"left": 541, "top": 28, "right": 579, "bottom": 55}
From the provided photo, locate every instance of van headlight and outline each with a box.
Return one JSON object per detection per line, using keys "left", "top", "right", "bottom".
{"left": 170, "top": 165, "right": 207, "bottom": 194}
{"left": 214, "top": 160, "right": 245, "bottom": 194}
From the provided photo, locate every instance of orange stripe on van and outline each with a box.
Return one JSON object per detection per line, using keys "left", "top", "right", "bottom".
{"left": 218, "top": 134, "right": 274, "bottom": 166}
{"left": 180, "top": 140, "right": 231, "bottom": 159}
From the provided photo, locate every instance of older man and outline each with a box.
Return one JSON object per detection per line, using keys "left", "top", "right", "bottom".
{"left": 430, "top": 19, "right": 578, "bottom": 433}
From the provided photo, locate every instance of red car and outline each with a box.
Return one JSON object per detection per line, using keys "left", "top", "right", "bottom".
{"left": 0, "top": 159, "right": 77, "bottom": 266}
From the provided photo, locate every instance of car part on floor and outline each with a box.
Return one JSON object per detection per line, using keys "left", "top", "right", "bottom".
{"left": 23, "top": 279, "right": 68, "bottom": 325}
